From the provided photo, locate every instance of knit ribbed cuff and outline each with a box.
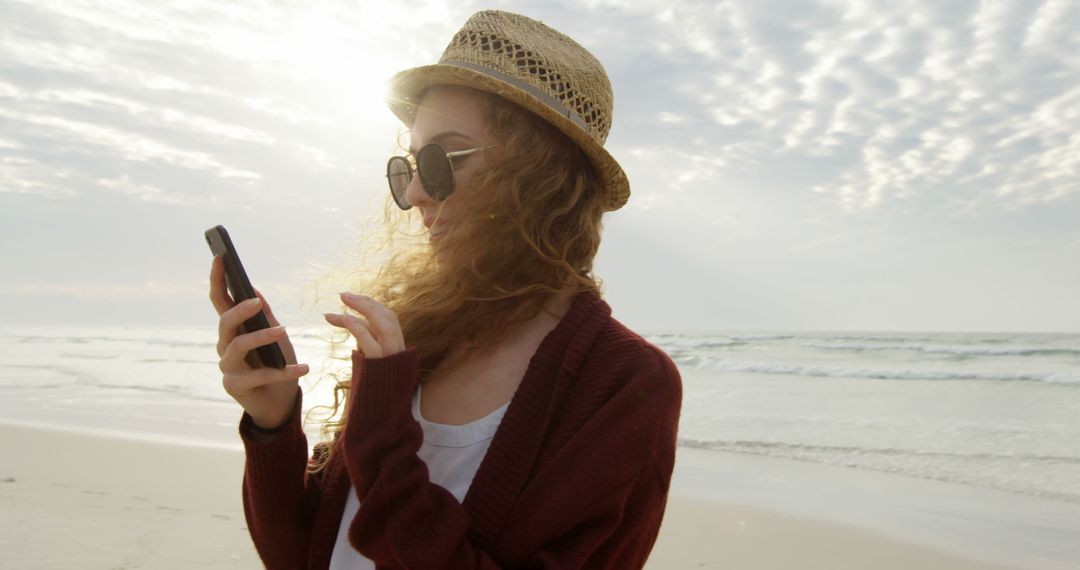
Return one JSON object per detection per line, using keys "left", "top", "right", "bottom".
{"left": 238, "top": 386, "right": 308, "bottom": 486}
{"left": 348, "top": 347, "right": 420, "bottom": 425}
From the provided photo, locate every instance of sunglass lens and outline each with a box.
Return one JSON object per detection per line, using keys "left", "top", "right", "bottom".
{"left": 387, "top": 156, "right": 412, "bottom": 210}
{"left": 417, "top": 144, "right": 454, "bottom": 201}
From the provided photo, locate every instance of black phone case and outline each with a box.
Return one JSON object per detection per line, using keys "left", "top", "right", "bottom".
{"left": 205, "top": 225, "right": 287, "bottom": 369}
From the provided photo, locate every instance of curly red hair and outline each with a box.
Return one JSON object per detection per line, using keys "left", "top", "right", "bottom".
{"left": 305, "top": 86, "right": 608, "bottom": 473}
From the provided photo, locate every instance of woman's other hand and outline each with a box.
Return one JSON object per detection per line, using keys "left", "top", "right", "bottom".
{"left": 323, "top": 292, "right": 406, "bottom": 359}
{"left": 209, "top": 255, "right": 309, "bottom": 429}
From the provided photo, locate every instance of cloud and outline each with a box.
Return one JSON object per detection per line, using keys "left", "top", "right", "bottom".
{"left": 1, "top": 0, "right": 1077, "bottom": 331}
{"left": 582, "top": 0, "right": 1079, "bottom": 216}
{"left": 0, "top": 154, "right": 77, "bottom": 197}
{"left": 657, "top": 111, "right": 686, "bottom": 124}
{"left": 0, "top": 106, "right": 263, "bottom": 182}
{"left": 0, "top": 0, "right": 468, "bottom": 206}
{"left": 98, "top": 175, "right": 197, "bottom": 205}
{"left": 7, "top": 0, "right": 1070, "bottom": 216}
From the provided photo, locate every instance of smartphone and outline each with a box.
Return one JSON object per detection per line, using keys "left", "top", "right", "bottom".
{"left": 205, "top": 225, "right": 286, "bottom": 369}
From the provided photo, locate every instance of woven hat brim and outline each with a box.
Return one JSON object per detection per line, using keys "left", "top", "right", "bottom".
{"left": 386, "top": 64, "right": 630, "bottom": 212}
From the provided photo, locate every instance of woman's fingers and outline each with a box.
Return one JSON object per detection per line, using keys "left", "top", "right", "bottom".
{"left": 211, "top": 255, "right": 263, "bottom": 358}
{"left": 324, "top": 312, "right": 383, "bottom": 357}
{"left": 220, "top": 324, "right": 287, "bottom": 372}
{"left": 252, "top": 288, "right": 299, "bottom": 364}
{"left": 223, "top": 364, "right": 310, "bottom": 397}
{"left": 211, "top": 258, "right": 297, "bottom": 367}
{"left": 210, "top": 255, "right": 310, "bottom": 426}
{"left": 209, "top": 255, "right": 234, "bottom": 314}
{"left": 338, "top": 292, "right": 406, "bottom": 355}
{"left": 252, "top": 287, "right": 281, "bottom": 328}
{"left": 216, "top": 297, "right": 264, "bottom": 358}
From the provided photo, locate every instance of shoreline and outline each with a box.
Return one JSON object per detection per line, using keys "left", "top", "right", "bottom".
{"left": 3, "top": 421, "right": 1061, "bottom": 568}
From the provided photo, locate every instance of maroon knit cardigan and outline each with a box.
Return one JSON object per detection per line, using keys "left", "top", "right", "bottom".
{"left": 238, "top": 291, "right": 682, "bottom": 569}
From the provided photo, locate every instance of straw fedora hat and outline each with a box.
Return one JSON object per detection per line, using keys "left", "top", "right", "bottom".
{"left": 385, "top": 10, "right": 630, "bottom": 212}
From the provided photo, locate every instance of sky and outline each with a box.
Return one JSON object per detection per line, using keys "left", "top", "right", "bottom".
{"left": 1, "top": 0, "right": 1078, "bottom": 333}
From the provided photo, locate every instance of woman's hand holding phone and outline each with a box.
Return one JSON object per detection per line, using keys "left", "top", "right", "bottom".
{"left": 209, "top": 255, "right": 310, "bottom": 431}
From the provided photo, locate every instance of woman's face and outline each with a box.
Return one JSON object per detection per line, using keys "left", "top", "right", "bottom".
{"left": 404, "top": 86, "right": 492, "bottom": 246}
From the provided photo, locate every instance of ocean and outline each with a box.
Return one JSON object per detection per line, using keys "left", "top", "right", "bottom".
{"left": 653, "top": 330, "right": 1080, "bottom": 505}
{"left": 1, "top": 325, "right": 1077, "bottom": 506}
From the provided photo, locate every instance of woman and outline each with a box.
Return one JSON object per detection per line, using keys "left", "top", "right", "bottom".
{"left": 209, "top": 10, "right": 681, "bottom": 569}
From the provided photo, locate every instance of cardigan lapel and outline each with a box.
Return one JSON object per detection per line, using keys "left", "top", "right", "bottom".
{"left": 461, "top": 290, "right": 612, "bottom": 549}
{"left": 309, "top": 441, "right": 350, "bottom": 569}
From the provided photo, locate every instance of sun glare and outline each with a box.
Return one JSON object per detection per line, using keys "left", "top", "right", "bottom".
{"left": 282, "top": 6, "right": 406, "bottom": 130}
{"left": 209, "top": 2, "right": 432, "bottom": 132}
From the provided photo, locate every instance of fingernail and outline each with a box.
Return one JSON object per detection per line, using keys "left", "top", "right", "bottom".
{"left": 245, "top": 298, "right": 261, "bottom": 307}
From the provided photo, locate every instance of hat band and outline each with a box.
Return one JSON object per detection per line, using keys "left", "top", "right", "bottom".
{"left": 441, "top": 59, "right": 589, "bottom": 133}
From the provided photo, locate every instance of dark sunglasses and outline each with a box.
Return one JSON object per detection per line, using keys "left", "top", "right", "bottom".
{"left": 386, "top": 143, "right": 494, "bottom": 210}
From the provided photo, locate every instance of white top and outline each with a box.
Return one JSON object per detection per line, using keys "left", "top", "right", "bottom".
{"left": 328, "top": 385, "right": 510, "bottom": 569}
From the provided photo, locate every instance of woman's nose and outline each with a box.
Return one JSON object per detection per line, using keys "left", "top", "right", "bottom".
{"left": 403, "top": 171, "right": 432, "bottom": 209}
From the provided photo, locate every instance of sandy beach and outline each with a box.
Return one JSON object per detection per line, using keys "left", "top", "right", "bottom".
{"left": 0, "top": 421, "right": 1034, "bottom": 569}
{"left": 645, "top": 499, "right": 1014, "bottom": 570}
{"left": 1, "top": 422, "right": 256, "bottom": 569}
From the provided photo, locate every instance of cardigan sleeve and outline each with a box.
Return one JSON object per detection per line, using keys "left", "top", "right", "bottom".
{"left": 341, "top": 344, "right": 682, "bottom": 569}
{"left": 237, "top": 385, "right": 327, "bottom": 568}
